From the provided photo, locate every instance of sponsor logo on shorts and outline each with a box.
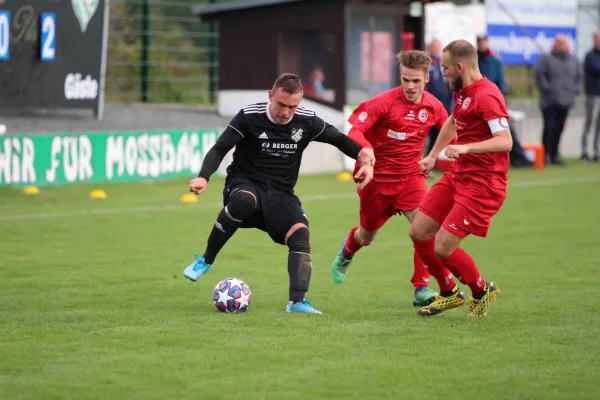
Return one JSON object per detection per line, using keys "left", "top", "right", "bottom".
{"left": 463, "top": 218, "right": 471, "bottom": 226}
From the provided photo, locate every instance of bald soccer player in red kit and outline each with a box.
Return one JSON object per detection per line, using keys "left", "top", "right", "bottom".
{"left": 409, "top": 39, "right": 513, "bottom": 318}
{"left": 331, "top": 50, "right": 458, "bottom": 308}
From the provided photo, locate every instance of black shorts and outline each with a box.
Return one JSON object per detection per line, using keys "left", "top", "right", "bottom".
{"left": 223, "top": 177, "right": 308, "bottom": 245}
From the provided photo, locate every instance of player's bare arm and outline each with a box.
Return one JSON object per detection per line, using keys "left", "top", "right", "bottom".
{"left": 189, "top": 124, "right": 243, "bottom": 194}
{"left": 418, "top": 116, "right": 457, "bottom": 173}
{"left": 313, "top": 124, "right": 374, "bottom": 188}
{"left": 444, "top": 119, "right": 513, "bottom": 159}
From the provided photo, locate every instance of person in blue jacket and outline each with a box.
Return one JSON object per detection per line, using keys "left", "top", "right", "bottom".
{"left": 581, "top": 31, "right": 600, "bottom": 162}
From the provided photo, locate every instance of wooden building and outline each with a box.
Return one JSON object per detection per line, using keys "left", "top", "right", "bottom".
{"left": 193, "top": 0, "right": 443, "bottom": 118}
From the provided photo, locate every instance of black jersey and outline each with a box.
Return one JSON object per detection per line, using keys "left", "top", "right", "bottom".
{"left": 199, "top": 102, "right": 362, "bottom": 191}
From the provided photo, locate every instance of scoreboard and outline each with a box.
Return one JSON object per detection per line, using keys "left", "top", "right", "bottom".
{"left": 0, "top": 0, "right": 108, "bottom": 119}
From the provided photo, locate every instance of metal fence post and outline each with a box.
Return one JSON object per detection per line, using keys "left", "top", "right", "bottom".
{"left": 141, "top": 0, "right": 150, "bottom": 102}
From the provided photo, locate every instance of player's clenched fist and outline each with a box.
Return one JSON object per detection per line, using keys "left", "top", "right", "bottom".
{"left": 358, "top": 148, "right": 375, "bottom": 166}
{"left": 418, "top": 155, "right": 436, "bottom": 174}
{"left": 444, "top": 144, "right": 469, "bottom": 159}
{"left": 189, "top": 177, "right": 208, "bottom": 195}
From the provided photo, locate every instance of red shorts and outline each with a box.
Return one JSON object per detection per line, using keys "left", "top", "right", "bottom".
{"left": 418, "top": 172, "right": 506, "bottom": 238}
{"left": 358, "top": 177, "right": 428, "bottom": 231}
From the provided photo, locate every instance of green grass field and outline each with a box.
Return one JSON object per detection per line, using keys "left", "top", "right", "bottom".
{"left": 1, "top": 162, "right": 600, "bottom": 399}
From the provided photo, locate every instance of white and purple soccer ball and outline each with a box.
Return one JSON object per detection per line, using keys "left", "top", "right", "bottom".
{"left": 212, "top": 278, "right": 252, "bottom": 313}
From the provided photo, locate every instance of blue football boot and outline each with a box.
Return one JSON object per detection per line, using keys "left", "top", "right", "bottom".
{"left": 183, "top": 255, "right": 211, "bottom": 281}
{"left": 286, "top": 298, "right": 322, "bottom": 314}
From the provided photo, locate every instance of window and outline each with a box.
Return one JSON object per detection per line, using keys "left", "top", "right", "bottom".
{"left": 279, "top": 30, "right": 336, "bottom": 104}
{"left": 347, "top": 13, "right": 398, "bottom": 105}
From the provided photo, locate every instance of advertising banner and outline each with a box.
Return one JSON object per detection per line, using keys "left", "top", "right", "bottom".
{"left": 486, "top": 0, "right": 578, "bottom": 65}
{"left": 0, "top": 129, "right": 220, "bottom": 187}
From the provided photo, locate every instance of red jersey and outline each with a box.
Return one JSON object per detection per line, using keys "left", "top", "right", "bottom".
{"left": 348, "top": 87, "right": 448, "bottom": 183}
{"left": 451, "top": 77, "right": 510, "bottom": 184}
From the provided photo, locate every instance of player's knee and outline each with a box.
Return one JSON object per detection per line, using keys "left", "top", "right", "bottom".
{"left": 287, "top": 227, "right": 310, "bottom": 254}
{"left": 226, "top": 190, "right": 257, "bottom": 221}
{"left": 409, "top": 225, "right": 428, "bottom": 242}
{"left": 434, "top": 239, "right": 453, "bottom": 260}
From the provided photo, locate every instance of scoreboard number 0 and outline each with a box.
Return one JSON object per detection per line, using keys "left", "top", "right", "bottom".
{"left": 40, "top": 12, "right": 56, "bottom": 62}
{"left": 0, "top": 11, "right": 10, "bottom": 61}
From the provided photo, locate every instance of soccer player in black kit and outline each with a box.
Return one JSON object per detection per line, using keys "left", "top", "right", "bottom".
{"left": 183, "top": 73, "right": 375, "bottom": 314}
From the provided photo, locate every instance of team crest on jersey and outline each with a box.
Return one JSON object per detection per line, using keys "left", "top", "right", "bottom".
{"left": 462, "top": 97, "right": 471, "bottom": 110}
{"left": 358, "top": 111, "right": 368, "bottom": 122}
{"left": 291, "top": 128, "right": 303, "bottom": 142}
{"left": 418, "top": 109, "right": 428, "bottom": 123}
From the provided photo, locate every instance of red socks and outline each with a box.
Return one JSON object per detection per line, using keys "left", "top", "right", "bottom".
{"left": 413, "top": 238, "right": 455, "bottom": 291}
{"left": 343, "top": 226, "right": 362, "bottom": 258}
{"left": 411, "top": 251, "right": 431, "bottom": 289}
{"left": 443, "top": 248, "right": 485, "bottom": 293}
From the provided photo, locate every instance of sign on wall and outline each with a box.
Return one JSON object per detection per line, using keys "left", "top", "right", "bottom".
{"left": 486, "top": 0, "right": 578, "bottom": 65}
{"left": 0, "top": 129, "right": 220, "bottom": 187}
{"left": 0, "top": 0, "right": 109, "bottom": 118}
{"left": 425, "top": 2, "right": 487, "bottom": 48}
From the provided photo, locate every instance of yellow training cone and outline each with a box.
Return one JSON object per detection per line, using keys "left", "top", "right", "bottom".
{"left": 180, "top": 193, "right": 198, "bottom": 204}
{"left": 336, "top": 171, "right": 353, "bottom": 181}
{"left": 89, "top": 189, "right": 108, "bottom": 199}
{"left": 23, "top": 186, "right": 40, "bottom": 195}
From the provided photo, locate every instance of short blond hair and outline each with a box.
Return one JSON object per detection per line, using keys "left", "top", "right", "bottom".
{"left": 396, "top": 50, "right": 432, "bottom": 75}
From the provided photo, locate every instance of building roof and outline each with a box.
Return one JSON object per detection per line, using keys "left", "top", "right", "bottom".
{"left": 193, "top": 0, "right": 445, "bottom": 19}
{"left": 192, "top": 0, "right": 301, "bottom": 16}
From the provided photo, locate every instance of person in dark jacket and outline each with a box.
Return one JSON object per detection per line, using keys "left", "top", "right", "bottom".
{"left": 581, "top": 31, "right": 600, "bottom": 162}
{"left": 535, "top": 34, "right": 582, "bottom": 166}
{"left": 424, "top": 39, "right": 453, "bottom": 160}
{"left": 477, "top": 35, "right": 532, "bottom": 167}
{"left": 477, "top": 35, "right": 506, "bottom": 92}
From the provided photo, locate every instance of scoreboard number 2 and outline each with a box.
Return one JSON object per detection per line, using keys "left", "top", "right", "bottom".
{"left": 40, "top": 12, "right": 56, "bottom": 62}
{"left": 0, "top": 10, "right": 9, "bottom": 61}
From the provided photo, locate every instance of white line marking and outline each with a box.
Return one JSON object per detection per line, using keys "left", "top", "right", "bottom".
{"left": 511, "top": 176, "right": 600, "bottom": 187}
{"left": 0, "top": 176, "right": 597, "bottom": 221}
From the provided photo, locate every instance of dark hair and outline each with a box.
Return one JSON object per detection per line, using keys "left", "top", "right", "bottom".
{"left": 443, "top": 39, "right": 478, "bottom": 66}
{"left": 273, "top": 72, "right": 303, "bottom": 94}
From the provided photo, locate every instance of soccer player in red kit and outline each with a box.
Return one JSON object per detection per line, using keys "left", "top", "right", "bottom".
{"left": 331, "top": 50, "right": 456, "bottom": 308}
{"left": 409, "top": 40, "right": 513, "bottom": 318}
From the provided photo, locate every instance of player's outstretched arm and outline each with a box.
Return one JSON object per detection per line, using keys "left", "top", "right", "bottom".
{"left": 189, "top": 124, "right": 244, "bottom": 195}
{"left": 312, "top": 124, "right": 374, "bottom": 187}
{"left": 313, "top": 124, "right": 374, "bottom": 166}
